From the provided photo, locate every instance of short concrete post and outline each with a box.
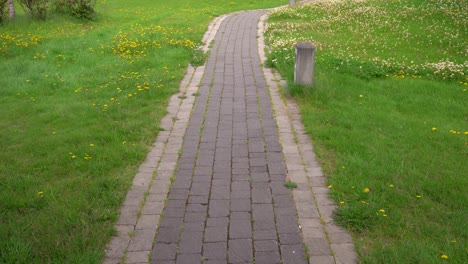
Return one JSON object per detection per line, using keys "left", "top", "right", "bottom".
{"left": 294, "top": 42, "right": 316, "bottom": 86}
{"left": 289, "top": 0, "right": 296, "bottom": 6}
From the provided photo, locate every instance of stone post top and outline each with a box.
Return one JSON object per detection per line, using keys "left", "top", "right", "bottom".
{"left": 295, "top": 42, "right": 315, "bottom": 49}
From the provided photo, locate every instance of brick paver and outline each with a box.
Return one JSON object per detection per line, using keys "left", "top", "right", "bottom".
{"left": 104, "top": 4, "right": 357, "bottom": 264}
{"left": 149, "top": 11, "right": 307, "bottom": 264}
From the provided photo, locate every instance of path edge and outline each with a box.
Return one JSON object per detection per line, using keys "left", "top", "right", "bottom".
{"left": 101, "top": 14, "right": 229, "bottom": 264}
{"left": 258, "top": 9, "right": 358, "bottom": 264}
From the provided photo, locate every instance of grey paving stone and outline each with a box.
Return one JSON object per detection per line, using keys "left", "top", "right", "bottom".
{"left": 331, "top": 243, "right": 358, "bottom": 264}
{"left": 190, "top": 182, "right": 210, "bottom": 196}
{"left": 230, "top": 198, "right": 251, "bottom": 212}
{"left": 211, "top": 185, "right": 230, "bottom": 200}
{"left": 151, "top": 260, "right": 176, "bottom": 264}
{"left": 136, "top": 214, "right": 160, "bottom": 230}
{"left": 204, "top": 226, "right": 228, "bottom": 242}
{"left": 254, "top": 240, "right": 279, "bottom": 252}
{"left": 186, "top": 203, "right": 208, "bottom": 213}
{"left": 253, "top": 229, "right": 278, "bottom": 241}
{"left": 270, "top": 182, "right": 291, "bottom": 195}
{"left": 104, "top": 236, "right": 129, "bottom": 259}
{"left": 126, "top": 251, "right": 150, "bottom": 263}
{"left": 229, "top": 219, "right": 252, "bottom": 239}
{"left": 179, "top": 231, "right": 203, "bottom": 254}
{"left": 279, "top": 233, "right": 303, "bottom": 245}
{"left": 165, "top": 200, "right": 186, "bottom": 208}
{"left": 230, "top": 211, "right": 251, "bottom": 220}
{"left": 251, "top": 180, "right": 270, "bottom": 189}
{"left": 273, "top": 194, "right": 295, "bottom": 208}
{"left": 188, "top": 195, "right": 209, "bottom": 204}
{"left": 184, "top": 212, "right": 206, "bottom": 222}
{"left": 176, "top": 253, "right": 202, "bottom": 264}
{"left": 156, "top": 227, "right": 180, "bottom": 243}
{"left": 160, "top": 217, "right": 183, "bottom": 228}
{"left": 203, "top": 242, "right": 227, "bottom": 260}
{"left": 212, "top": 178, "right": 230, "bottom": 186}
{"left": 253, "top": 220, "right": 276, "bottom": 231}
{"left": 228, "top": 239, "right": 253, "bottom": 263}
{"left": 163, "top": 207, "right": 185, "bottom": 218}
{"left": 203, "top": 260, "right": 227, "bottom": 264}
{"left": 276, "top": 214, "right": 301, "bottom": 234}
{"left": 207, "top": 217, "right": 229, "bottom": 227}
{"left": 254, "top": 251, "right": 281, "bottom": 264}
{"left": 182, "top": 221, "right": 205, "bottom": 232}
{"left": 308, "top": 255, "right": 335, "bottom": 264}
{"left": 151, "top": 243, "right": 177, "bottom": 260}
{"left": 281, "top": 244, "right": 308, "bottom": 264}
{"left": 167, "top": 189, "right": 189, "bottom": 200}
{"left": 304, "top": 238, "right": 332, "bottom": 255}
{"left": 209, "top": 200, "right": 230, "bottom": 217}
{"left": 128, "top": 229, "right": 156, "bottom": 251}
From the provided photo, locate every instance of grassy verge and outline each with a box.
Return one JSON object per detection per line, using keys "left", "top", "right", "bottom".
{"left": 266, "top": 0, "right": 467, "bottom": 263}
{"left": 0, "top": 0, "right": 284, "bottom": 263}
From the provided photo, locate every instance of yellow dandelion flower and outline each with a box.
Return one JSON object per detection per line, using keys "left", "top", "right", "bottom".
{"left": 89, "top": 144, "right": 95, "bottom": 147}
{"left": 379, "top": 209, "right": 385, "bottom": 213}
{"left": 389, "top": 184, "right": 394, "bottom": 188}
{"left": 441, "top": 254, "right": 448, "bottom": 259}
{"left": 359, "top": 95, "right": 363, "bottom": 98}
{"left": 383, "top": 214, "right": 387, "bottom": 217}
{"left": 37, "top": 191, "right": 44, "bottom": 197}
{"left": 416, "top": 195, "right": 422, "bottom": 198}
{"left": 71, "top": 155, "right": 76, "bottom": 159}
{"left": 364, "top": 188, "right": 370, "bottom": 193}
{"left": 431, "top": 127, "right": 437, "bottom": 131}
{"left": 327, "top": 184, "right": 332, "bottom": 189}
{"left": 339, "top": 201, "right": 345, "bottom": 205}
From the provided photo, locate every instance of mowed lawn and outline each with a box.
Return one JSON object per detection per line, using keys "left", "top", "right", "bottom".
{"left": 266, "top": 0, "right": 467, "bottom": 263}
{"left": 0, "top": 0, "right": 284, "bottom": 263}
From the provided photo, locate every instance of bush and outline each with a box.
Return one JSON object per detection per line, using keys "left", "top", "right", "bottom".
{"left": 18, "top": 0, "right": 49, "bottom": 20}
{"left": 53, "top": 0, "right": 96, "bottom": 20}
{"left": 0, "top": 0, "right": 8, "bottom": 23}
{"left": 70, "top": 0, "right": 96, "bottom": 20}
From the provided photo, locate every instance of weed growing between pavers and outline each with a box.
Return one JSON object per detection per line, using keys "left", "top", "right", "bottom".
{"left": 266, "top": 0, "right": 467, "bottom": 263}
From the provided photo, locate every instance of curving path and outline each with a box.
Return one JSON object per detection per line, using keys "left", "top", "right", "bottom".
{"left": 103, "top": 7, "right": 357, "bottom": 264}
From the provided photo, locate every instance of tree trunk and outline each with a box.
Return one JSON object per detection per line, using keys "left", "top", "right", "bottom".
{"left": 8, "top": 0, "right": 14, "bottom": 19}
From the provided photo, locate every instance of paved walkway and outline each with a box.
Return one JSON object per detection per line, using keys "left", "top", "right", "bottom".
{"left": 103, "top": 7, "right": 357, "bottom": 264}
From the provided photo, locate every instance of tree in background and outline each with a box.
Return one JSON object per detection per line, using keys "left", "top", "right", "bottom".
{"left": 8, "top": 0, "right": 14, "bottom": 19}
{"left": 1, "top": 0, "right": 96, "bottom": 21}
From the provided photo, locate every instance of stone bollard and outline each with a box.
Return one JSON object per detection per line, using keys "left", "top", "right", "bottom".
{"left": 294, "top": 42, "right": 316, "bottom": 86}
{"left": 289, "top": 0, "right": 296, "bottom": 6}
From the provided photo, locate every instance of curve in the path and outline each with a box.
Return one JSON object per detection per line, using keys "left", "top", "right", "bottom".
{"left": 150, "top": 10, "right": 308, "bottom": 264}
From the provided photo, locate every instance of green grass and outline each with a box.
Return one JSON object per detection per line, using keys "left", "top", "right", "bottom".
{"left": 0, "top": 0, "right": 284, "bottom": 263}
{"left": 266, "top": 0, "right": 467, "bottom": 263}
